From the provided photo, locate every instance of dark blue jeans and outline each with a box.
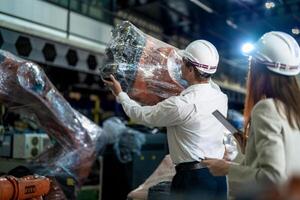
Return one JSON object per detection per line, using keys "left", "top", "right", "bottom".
{"left": 148, "top": 181, "right": 172, "bottom": 200}
{"left": 170, "top": 167, "right": 227, "bottom": 200}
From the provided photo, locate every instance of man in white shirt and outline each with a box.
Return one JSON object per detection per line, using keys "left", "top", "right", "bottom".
{"left": 104, "top": 40, "right": 228, "bottom": 200}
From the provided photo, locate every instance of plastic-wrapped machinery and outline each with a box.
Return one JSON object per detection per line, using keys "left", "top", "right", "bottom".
{"left": 100, "top": 21, "right": 186, "bottom": 105}
{"left": 0, "top": 50, "right": 107, "bottom": 184}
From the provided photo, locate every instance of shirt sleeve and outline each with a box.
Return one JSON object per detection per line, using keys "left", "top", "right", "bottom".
{"left": 228, "top": 100, "right": 285, "bottom": 184}
{"left": 116, "top": 92, "right": 184, "bottom": 127}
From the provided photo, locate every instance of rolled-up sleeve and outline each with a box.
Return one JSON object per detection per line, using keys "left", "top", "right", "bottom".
{"left": 116, "top": 92, "right": 184, "bottom": 127}
{"left": 228, "top": 100, "right": 285, "bottom": 184}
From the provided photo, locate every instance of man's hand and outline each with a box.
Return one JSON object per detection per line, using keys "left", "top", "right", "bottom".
{"left": 202, "top": 158, "right": 230, "bottom": 176}
{"left": 102, "top": 75, "right": 123, "bottom": 96}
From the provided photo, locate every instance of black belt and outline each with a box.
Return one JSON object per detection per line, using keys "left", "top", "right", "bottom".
{"left": 175, "top": 161, "right": 206, "bottom": 172}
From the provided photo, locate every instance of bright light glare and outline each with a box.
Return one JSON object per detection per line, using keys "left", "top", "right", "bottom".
{"left": 265, "top": 1, "right": 275, "bottom": 9}
{"left": 242, "top": 43, "right": 254, "bottom": 54}
{"left": 292, "top": 28, "right": 300, "bottom": 35}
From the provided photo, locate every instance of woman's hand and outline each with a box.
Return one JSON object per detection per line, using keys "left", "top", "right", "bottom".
{"left": 102, "top": 75, "right": 123, "bottom": 96}
{"left": 202, "top": 158, "right": 230, "bottom": 176}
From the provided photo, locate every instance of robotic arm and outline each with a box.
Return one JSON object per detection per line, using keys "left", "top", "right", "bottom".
{"left": 0, "top": 175, "right": 50, "bottom": 200}
{"left": 0, "top": 50, "right": 106, "bottom": 184}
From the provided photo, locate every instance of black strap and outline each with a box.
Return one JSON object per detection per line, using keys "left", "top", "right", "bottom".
{"left": 175, "top": 161, "right": 206, "bottom": 172}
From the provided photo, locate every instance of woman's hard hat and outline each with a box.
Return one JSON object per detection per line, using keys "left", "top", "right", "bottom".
{"left": 250, "top": 31, "right": 300, "bottom": 76}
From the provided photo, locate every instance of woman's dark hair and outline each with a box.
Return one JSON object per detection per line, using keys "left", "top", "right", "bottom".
{"left": 244, "top": 59, "right": 300, "bottom": 130}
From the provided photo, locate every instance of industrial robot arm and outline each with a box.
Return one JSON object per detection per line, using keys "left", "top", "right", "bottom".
{"left": 0, "top": 175, "right": 50, "bottom": 200}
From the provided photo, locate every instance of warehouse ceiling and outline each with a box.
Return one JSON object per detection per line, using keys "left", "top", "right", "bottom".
{"left": 116, "top": 0, "right": 300, "bottom": 58}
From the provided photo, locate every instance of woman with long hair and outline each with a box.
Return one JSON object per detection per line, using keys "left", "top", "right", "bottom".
{"left": 203, "top": 32, "right": 300, "bottom": 190}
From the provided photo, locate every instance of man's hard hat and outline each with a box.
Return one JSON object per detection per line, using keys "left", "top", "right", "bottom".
{"left": 178, "top": 40, "right": 219, "bottom": 74}
{"left": 250, "top": 31, "right": 300, "bottom": 76}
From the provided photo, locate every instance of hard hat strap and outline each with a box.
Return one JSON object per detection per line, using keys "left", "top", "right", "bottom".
{"left": 252, "top": 58, "right": 299, "bottom": 71}
{"left": 184, "top": 57, "right": 217, "bottom": 71}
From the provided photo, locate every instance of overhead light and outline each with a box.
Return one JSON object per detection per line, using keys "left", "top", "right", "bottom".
{"left": 265, "top": 1, "right": 275, "bottom": 9}
{"left": 138, "top": 0, "right": 148, "bottom": 4}
{"left": 241, "top": 43, "right": 254, "bottom": 54}
{"left": 292, "top": 27, "right": 300, "bottom": 35}
{"left": 190, "top": 0, "right": 214, "bottom": 13}
{"left": 226, "top": 19, "right": 238, "bottom": 29}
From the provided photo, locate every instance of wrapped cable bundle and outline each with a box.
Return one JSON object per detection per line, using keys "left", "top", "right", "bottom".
{"left": 0, "top": 50, "right": 107, "bottom": 184}
{"left": 100, "top": 21, "right": 186, "bottom": 105}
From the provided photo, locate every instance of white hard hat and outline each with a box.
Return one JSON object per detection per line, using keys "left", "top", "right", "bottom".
{"left": 250, "top": 31, "right": 300, "bottom": 76}
{"left": 178, "top": 40, "right": 219, "bottom": 74}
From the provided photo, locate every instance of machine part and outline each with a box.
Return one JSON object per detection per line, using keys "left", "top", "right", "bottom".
{"left": 43, "top": 177, "right": 68, "bottom": 200}
{"left": 101, "top": 21, "right": 186, "bottom": 105}
{"left": 0, "top": 134, "right": 12, "bottom": 157}
{"left": 0, "top": 175, "right": 50, "bottom": 200}
{"left": 13, "top": 133, "right": 51, "bottom": 159}
{"left": 0, "top": 50, "right": 107, "bottom": 184}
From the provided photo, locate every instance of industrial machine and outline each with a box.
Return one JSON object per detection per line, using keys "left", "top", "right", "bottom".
{"left": 13, "top": 134, "right": 51, "bottom": 159}
{"left": 0, "top": 134, "right": 13, "bottom": 157}
{"left": 0, "top": 50, "right": 106, "bottom": 184}
{"left": 0, "top": 175, "right": 50, "bottom": 200}
{"left": 101, "top": 21, "right": 185, "bottom": 105}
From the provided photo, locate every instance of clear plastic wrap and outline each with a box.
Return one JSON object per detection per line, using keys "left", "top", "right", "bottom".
{"left": 0, "top": 50, "right": 107, "bottom": 184}
{"left": 113, "top": 126, "right": 146, "bottom": 163}
{"left": 222, "top": 109, "right": 244, "bottom": 161}
{"left": 103, "top": 117, "right": 146, "bottom": 163}
{"left": 100, "top": 21, "right": 186, "bottom": 105}
{"left": 223, "top": 132, "right": 238, "bottom": 161}
{"left": 127, "top": 155, "right": 175, "bottom": 199}
{"left": 102, "top": 117, "right": 127, "bottom": 144}
{"left": 44, "top": 177, "right": 68, "bottom": 200}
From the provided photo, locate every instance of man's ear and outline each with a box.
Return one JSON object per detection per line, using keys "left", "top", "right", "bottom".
{"left": 189, "top": 67, "right": 196, "bottom": 80}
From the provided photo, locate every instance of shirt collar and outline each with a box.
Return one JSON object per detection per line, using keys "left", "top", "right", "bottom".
{"left": 180, "top": 83, "right": 211, "bottom": 96}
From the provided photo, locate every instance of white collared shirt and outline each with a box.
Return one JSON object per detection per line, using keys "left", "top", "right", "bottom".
{"left": 117, "top": 81, "right": 228, "bottom": 164}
